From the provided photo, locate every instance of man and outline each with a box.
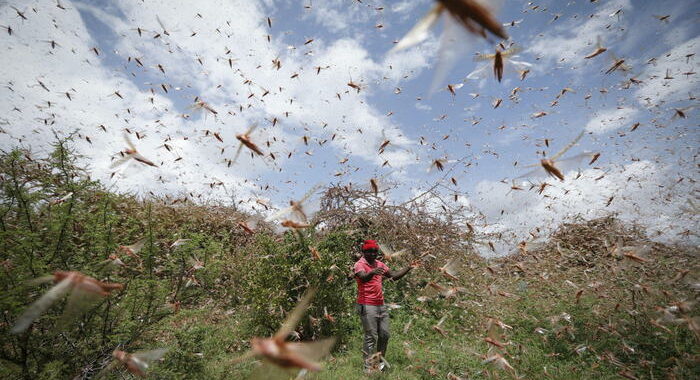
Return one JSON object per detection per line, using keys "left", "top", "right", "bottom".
{"left": 353, "top": 239, "right": 416, "bottom": 372}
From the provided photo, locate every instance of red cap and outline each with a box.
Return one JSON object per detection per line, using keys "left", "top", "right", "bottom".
{"left": 361, "top": 239, "right": 379, "bottom": 251}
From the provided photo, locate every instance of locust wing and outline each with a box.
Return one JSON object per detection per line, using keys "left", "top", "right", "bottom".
{"left": 390, "top": 4, "right": 444, "bottom": 53}
{"left": 11, "top": 277, "right": 73, "bottom": 334}
{"left": 551, "top": 131, "right": 584, "bottom": 161}
{"left": 274, "top": 287, "right": 318, "bottom": 342}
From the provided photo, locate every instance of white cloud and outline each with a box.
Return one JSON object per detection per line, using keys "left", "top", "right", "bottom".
{"left": 392, "top": 0, "right": 429, "bottom": 18}
{"left": 0, "top": 2, "right": 195, "bottom": 194}
{"left": 301, "top": 0, "right": 374, "bottom": 34}
{"left": 381, "top": 39, "right": 436, "bottom": 85}
{"left": 0, "top": 0, "right": 434, "bottom": 207}
{"left": 527, "top": 0, "right": 633, "bottom": 70}
{"left": 99, "top": 0, "right": 430, "bottom": 170}
{"left": 634, "top": 36, "right": 700, "bottom": 108}
{"left": 585, "top": 107, "right": 639, "bottom": 134}
{"left": 415, "top": 102, "right": 432, "bottom": 112}
{"left": 470, "top": 160, "right": 699, "bottom": 256}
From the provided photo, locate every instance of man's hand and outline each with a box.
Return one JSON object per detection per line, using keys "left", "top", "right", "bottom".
{"left": 370, "top": 267, "right": 385, "bottom": 276}
{"left": 409, "top": 259, "right": 421, "bottom": 269}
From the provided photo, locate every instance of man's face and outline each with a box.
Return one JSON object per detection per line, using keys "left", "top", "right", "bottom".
{"left": 363, "top": 249, "right": 378, "bottom": 262}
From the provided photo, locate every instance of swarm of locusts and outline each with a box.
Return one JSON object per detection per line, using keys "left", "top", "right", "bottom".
{"left": 2, "top": 0, "right": 697, "bottom": 379}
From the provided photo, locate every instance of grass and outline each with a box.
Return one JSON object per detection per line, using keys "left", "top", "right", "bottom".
{"left": 137, "top": 293, "right": 686, "bottom": 380}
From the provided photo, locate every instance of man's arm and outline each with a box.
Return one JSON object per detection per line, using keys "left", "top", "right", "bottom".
{"left": 355, "top": 267, "right": 385, "bottom": 282}
{"left": 387, "top": 260, "right": 420, "bottom": 281}
{"left": 386, "top": 266, "right": 411, "bottom": 281}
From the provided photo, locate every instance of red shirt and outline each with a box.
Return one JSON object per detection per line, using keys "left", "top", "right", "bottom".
{"left": 354, "top": 257, "right": 390, "bottom": 305}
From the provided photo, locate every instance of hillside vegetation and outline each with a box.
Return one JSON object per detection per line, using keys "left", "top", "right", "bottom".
{"left": 0, "top": 141, "right": 698, "bottom": 379}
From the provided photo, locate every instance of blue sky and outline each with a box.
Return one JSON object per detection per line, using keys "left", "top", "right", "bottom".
{"left": 0, "top": 0, "right": 698, "bottom": 254}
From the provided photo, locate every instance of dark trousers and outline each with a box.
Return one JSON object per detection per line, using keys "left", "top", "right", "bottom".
{"left": 356, "top": 304, "right": 390, "bottom": 363}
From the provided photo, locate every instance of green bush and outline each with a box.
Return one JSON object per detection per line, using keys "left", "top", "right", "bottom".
{"left": 240, "top": 230, "right": 356, "bottom": 344}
